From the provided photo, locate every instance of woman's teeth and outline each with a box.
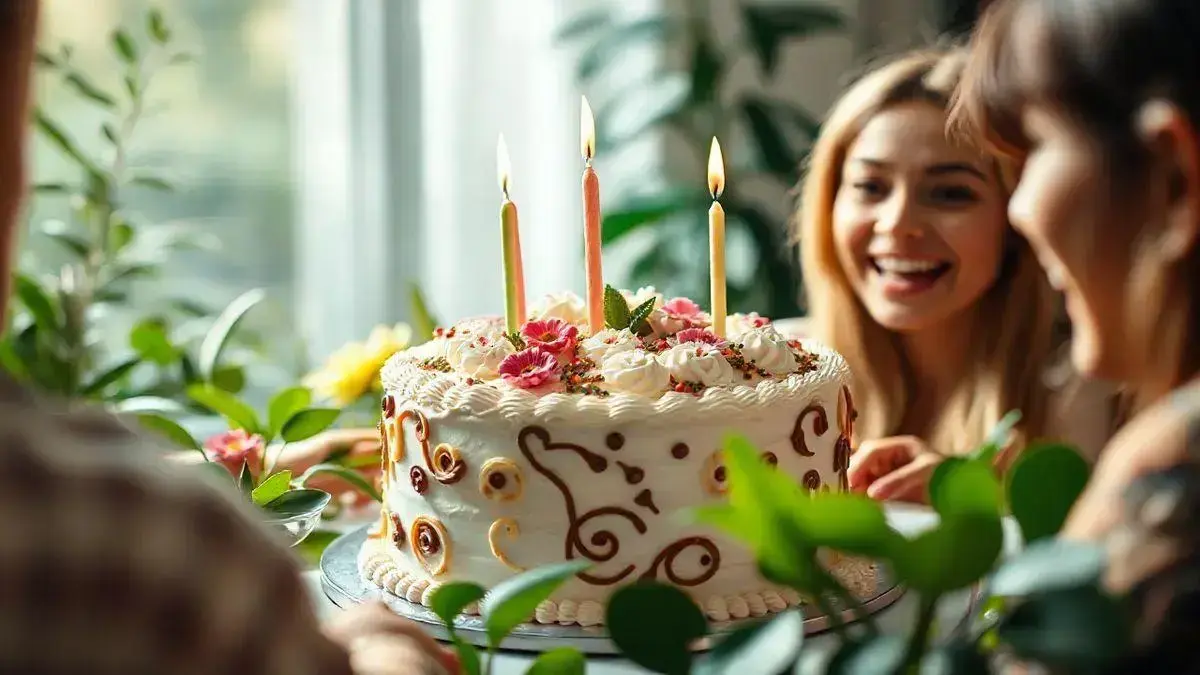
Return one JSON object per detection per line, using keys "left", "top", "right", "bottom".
{"left": 871, "top": 257, "right": 945, "bottom": 274}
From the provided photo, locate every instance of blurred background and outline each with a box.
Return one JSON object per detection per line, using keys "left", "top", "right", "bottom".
{"left": 24, "top": 0, "right": 986, "bottom": 405}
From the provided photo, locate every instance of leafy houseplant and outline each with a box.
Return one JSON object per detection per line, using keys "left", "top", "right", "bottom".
{"left": 2, "top": 8, "right": 261, "bottom": 413}
{"left": 139, "top": 383, "right": 379, "bottom": 545}
{"left": 557, "top": 1, "right": 847, "bottom": 318}
{"left": 426, "top": 412, "right": 1132, "bottom": 674}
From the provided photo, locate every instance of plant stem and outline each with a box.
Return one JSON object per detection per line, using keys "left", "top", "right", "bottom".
{"left": 814, "top": 592, "right": 846, "bottom": 637}
{"left": 902, "top": 593, "right": 940, "bottom": 673}
{"left": 831, "top": 584, "right": 878, "bottom": 635}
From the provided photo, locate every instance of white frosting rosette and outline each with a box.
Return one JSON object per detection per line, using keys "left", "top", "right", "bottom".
{"left": 725, "top": 312, "right": 771, "bottom": 340}
{"left": 581, "top": 328, "right": 638, "bottom": 364}
{"left": 453, "top": 333, "right": 517, "bottom": 380}
{"left": 600, "top": 349, "right": 670, "bottom": 397}
{"left": 528, "top": 292, "right": 588, "bottom": 326}
{"left": 738, "top": 326, "right": 797, "bottom": 376}
{"left": 660, "top": 343, "right": 736, "bottom": 387}
{"left": 620, "top": 286, "right": 665, "bottom": 311}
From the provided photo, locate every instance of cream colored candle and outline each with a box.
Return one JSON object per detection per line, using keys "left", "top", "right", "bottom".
{"left": 497, "top": 135, "right": 526, "bottom": 333}
{"left": 581, "top": 96, "right": 604, "bottom": 334}
{"left": 708, "top": 137, "right": 727, "bottom": 338}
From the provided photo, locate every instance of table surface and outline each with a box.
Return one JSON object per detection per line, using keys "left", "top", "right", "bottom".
{"left": 303, "top": 504, "right": 1017, "bottom": 674}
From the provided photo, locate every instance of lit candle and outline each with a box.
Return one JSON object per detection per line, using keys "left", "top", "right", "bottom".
{"left": 708, "top": 137, "right": 727, "bottom": 338}
{"left": 497, "top": 134, "right": 526, "bottom": 333}
{"left": 581, "top": 96, "right": 604, "bottom": 334}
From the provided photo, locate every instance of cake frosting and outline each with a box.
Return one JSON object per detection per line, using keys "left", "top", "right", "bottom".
{"left": 359, "top": 288, "right": 869, "bottom": 625}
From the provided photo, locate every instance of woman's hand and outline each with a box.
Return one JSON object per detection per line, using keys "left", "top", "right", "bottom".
{"left": 847, "top": 435, "right": 944, "bottom": 503}
{"left": 324, "top": 602, "right": 461, "bottom": 675}
{"left": 274, "top": 428, "right": 382, "bottom": 507}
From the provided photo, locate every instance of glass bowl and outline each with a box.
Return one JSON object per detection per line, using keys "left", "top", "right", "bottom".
{"left": 262, "top": 489, "right": 333, "bottom": 547}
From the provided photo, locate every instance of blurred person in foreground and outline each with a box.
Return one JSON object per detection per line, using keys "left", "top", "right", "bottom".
{"left": 0, "top": 3, "right": 455, "bottom": 674}
{"left": 953, "top": 0, "right": 1200, "bottom": 669}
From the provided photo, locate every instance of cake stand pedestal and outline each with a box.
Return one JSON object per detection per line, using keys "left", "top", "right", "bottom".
{"left": 320, "top": 526, "right": 907, "bottom": 655}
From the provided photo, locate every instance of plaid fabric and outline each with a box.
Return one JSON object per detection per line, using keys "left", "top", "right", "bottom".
{"left": 0, "top": 375, "right": 352, "bottom": 675}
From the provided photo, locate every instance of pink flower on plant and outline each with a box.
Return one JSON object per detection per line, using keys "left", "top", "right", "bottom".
{"left": 520, "top": 318, "right": 579, "bottom": 355}
{"left": 499, "top": 347, "right": 560, "bottom": 388}
{"left": 205, "top": 429, "right": 265, "bottom": 478}
{"left": 676, "top": 327, "right": 727, "bottom": 348}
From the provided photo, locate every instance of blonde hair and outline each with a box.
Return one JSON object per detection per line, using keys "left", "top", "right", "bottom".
{"left": 797, "top": 48, "right": 1057, "bottom": 454}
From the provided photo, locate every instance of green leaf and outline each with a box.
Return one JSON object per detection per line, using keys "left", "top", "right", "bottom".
{"left": 268, "top": 386, "right": 313, "bottom": 438}
{"left": 262, "top": 488, "right": 332, "bottom": 518}
{"left": 124, "top": 74, "right": 139, "bottom": 98}
{"left": 211, "top": 364, "right": 246, "bottom": 394}
{"left": 108, "top": 221, "right": 134, "bottom": 253}
{"left": 101, "top": 124, "right": 118, "bottom": 147}
{"left": 452, "top": 637, "right": 482, "bottom": 675}
{"left": 112, "top": 29, "right": 138, "bottom": 63}
{"left": 975, "top": 409, "right": 1023, "bottom": 463}
{"left": 688, "top": 33, "right": 723, "bottom": 105}
{"left": 46, "top": 231, "right": 90, "bottom": 258}
{"left": 1007, "top": 443, "right": 1090, "bottom": 543}
{"left": 186, "top": 383, "right": 261, "bottom": 433}
{"left": 428, "top": 581, "right": 487, "bottom": 628}
{"left": 894, "top": 516, "right": 1004, "bottom": 594}
{"left": 409, "top": 282, "right": 439, "bottom": 345}
{"left": 198, "top": 288, "right": 265, "bottom": 382}
{"left": 63, "top": 73, "right": 117, "bottom": 108}
{"left": 129, "top": 319, "right": 177, "bottom": 365}
{"left": 789, "top": 492, "right": 906, "bottom": 559}
{"left": 251, "top": 470, "right": 293, "bottom": 506}
{"left": 996, "top": 586, "right": 1131, "bottom": 669}
{"left": 480, "top": 560, "right": 590, "bottom": 648}
{"left": 606, "top": 581, "right": 707, "bottom": 675}
{"left": 602, "top": 188, "right": 700, "bottom": 245}
{"left": 989, "top": 539, "right": 1105, "bottom": 598}
{"left": 555, "top": 8, "right": 611, "bottom": 41}
{"left": 576, "top": 17, "right": 678, "bottom": 81}
{"left": 627, "top": 298, "right": 657, "bottom": 334}
{"left": 280, "top": 408, "right": 341, "bottom": 443}
{"left": 931, "top": 459, "right": 1002, "bottom": 520}
{"left": 926, "top": 457, "right": 967, "bottom": 513}
{"left": 740, "top": 3, "right": 847, "bottom": 77}
{"left": 80, "top": 357, "right": 141, "bottom": 395}
{"left": 147, "top": 8, "right": 171, "bottom": 43}
{"left": 296, "top": 529, "right": 340, "bottom": 567}
{"left": 169, "top": 297, "right": 214, "bottom": 318}
{"left": 695, "top": 610, "right": 803, "bottom": 675}
{"left": 14, "top": 274, "right": 58, "bottom": 333}
{"left": 35, "top": 49, "right": 60, "bottom": 68}
{"left": 527, "top": 647, "right": 586, "bottom": 675}
{"left": 741, "top": 98, "right": 801, "bottom": 182}
{"left": 295, "top": 463, "right": 382, "bottom": 503}
{"left": 134, "top": 412, "right": 202, "bottom": 454}
{"left": 603, "top": 284, "right": 631, "bottom": 330}
{"left": 131, "top": 175, "right": 174, "bottom": 191}
{"left": 600, "top": 73, "right": 691, "bottom": 148}
{"left": 826, "top": 635, "right": 905, "bottom": 674}
{"left": 169, "top": 52, "right": 193, "bottom": 65}
{"left": 106, "top": 263, "right": 157, "bottom": 287}
{"left": 33, "top": 182, "right": 71, "bottom": 194}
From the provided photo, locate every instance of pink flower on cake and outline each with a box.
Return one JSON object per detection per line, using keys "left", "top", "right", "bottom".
{"left": 204, "top": 429, "right": 265, "bottom": 477}
{"left": 520, "top": 318, "right": 579, "bottom": 355}
{"left": 662, "top": 297, "right": 703, "bottom": 320}
{"left": 499, "top": 347, "right": 560, "bottom": 388}
{"left": 676, "top": 327, "right": 727, "bottom": 347}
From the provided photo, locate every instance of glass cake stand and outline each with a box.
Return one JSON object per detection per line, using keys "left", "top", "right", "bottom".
{"left": 319, "top": 525, "right": 909, "bottom": 655}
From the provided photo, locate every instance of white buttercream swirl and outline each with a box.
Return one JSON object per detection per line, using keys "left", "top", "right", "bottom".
{"left": 661, "top": 343, "right": 736, "bottom": 387}
{"left": 528, "top": 292, "right": 588, "bottom": 326}
{"left": 600, "top": 349, "right": 670, "bottom": 397}
{"left": 738, "top": 326, "right": 797, "bottom": 376}
{"left": 454, "top": 333, "right": 517, "bottom": 380}
{"left": 725, "top": 312, "right": 771, "bottom": 340}
{"left": 580, "top": 328, "right": 638, "bottom": 363}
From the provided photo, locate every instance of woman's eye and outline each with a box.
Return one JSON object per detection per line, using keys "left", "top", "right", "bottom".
{"left": 851, "top": 180, "right": 887, "bottom": 199}
{"left": 928, "top": 185, "right": 979, "bottom": 204}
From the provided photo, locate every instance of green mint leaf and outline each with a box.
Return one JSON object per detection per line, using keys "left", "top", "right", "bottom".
{"left": 603, "top": 285, "right": 631, "bottom": 330}
{"left": 251, "top": 470, "right": 292, "bottom": 506}
{"left": 628, "top": 297, "right": 657, "bottom": 334}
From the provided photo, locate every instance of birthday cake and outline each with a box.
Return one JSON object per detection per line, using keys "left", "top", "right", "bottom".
{"left": 358, "top": 288, "right": 872, "bottom": 625}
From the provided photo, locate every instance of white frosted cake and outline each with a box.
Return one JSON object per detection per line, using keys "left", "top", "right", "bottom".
{"left": 359, "top": 288, "right": 868, "bottom": 625}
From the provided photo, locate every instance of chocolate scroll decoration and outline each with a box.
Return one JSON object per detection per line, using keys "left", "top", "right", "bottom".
{"left": 396, "top": 408, "right": 467, "bottom": 485}
{"left": 518, "top": 426, "right": 647, "bottom": 586}
{"left": 834, "top": 386, "right": 856, "bottom": 491}
{"left": 640, "top": 537, "right": 721, "bottom": 586}
{"left": 802, "top": 469, "right": 822, "bottom": 493}
{"left": 791, "top": 404, "right": 829, "bottom": 456}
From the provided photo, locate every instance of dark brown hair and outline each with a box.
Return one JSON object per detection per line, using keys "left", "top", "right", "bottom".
{"left": 951, "top": 0, "right": 1200, "bottom": 397}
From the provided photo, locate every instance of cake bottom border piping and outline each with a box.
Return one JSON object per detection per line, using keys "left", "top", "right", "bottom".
{"left": 357, "top": 541, "right": 881, "bottom": 627}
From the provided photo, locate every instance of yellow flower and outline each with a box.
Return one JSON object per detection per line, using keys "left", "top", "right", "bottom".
{"left": 305, "top": 323, "right": 413, "bottom": 406}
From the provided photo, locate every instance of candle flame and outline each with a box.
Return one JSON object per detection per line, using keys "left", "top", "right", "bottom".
{"left": 497, "top": 134, "right": 512, "bottom": 196}
{"left": 708, "top": 137, "right": 725, "bottom": 199}
{"left": 581, "top": 95, "right": 596, "bottom": 162}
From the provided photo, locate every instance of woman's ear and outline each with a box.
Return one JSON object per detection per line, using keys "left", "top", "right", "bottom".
{"left": 1135, "top": 99, "right": 1200, "bottom": 263}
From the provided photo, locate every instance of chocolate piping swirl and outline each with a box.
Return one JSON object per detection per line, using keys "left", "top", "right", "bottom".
{"left": 517, "top": 425, "right": 647, "bottom": 585}
{"left": 802, "top": 469, "right": 822, "bottom": 493}
{"left": 410, "top": 516, "right": 451, "bottom": 576}
{"left": 634, "top": 489, "right": 659, "bottom": 514}
{"left": 834, "top": 387, "right": 856, "bottom": 491}
{"left": 615, "top": 461, "right": 645, "bottom": 485}
{"left": 397, "top": 407, "right": 467, "bottom": 485}
{"left": 791, "top": 404, "right": 829, "bottom": 456}
{"left": 639, "top": 537, "right": 721, "bottom": 587}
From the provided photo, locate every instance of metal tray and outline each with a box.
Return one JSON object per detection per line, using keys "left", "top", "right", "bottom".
{"left": 320, "top": 525, "right": 907, "bottom": 655}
